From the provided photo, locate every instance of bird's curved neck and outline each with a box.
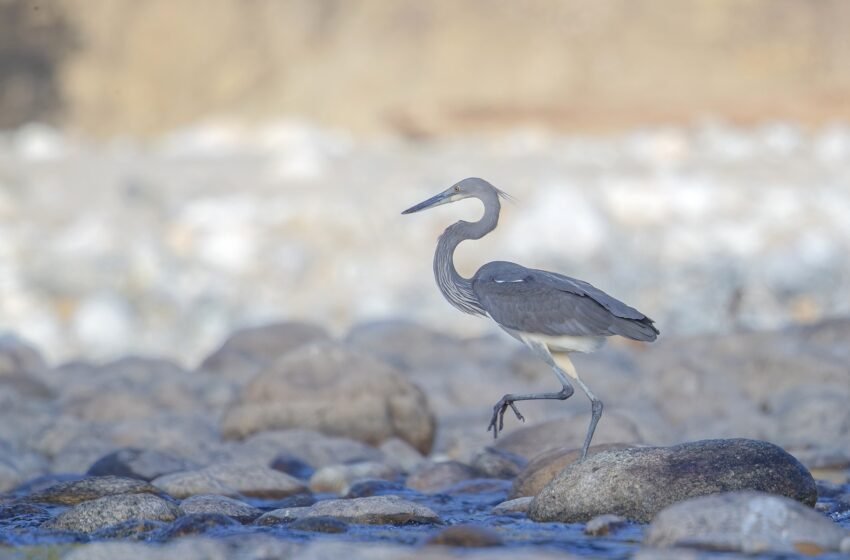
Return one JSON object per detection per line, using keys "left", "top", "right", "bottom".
{"left": 432, "top": 196, "right": 499, "bottom": 316}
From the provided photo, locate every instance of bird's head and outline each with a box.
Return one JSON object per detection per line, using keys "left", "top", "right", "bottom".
{"left": 401, "top": 177, "right": 512, "bottom": 215}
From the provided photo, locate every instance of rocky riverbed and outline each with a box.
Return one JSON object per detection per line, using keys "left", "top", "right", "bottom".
{"left": 1, "top": 317, "right": 849, "bottom": 558}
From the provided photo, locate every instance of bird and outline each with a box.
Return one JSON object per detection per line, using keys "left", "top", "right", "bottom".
{"left": 402, "top": 177, "right": 659, "bottom": 460}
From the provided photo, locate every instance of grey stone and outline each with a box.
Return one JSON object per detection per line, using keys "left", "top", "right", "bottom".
{"left": 260, "top": 495, "right": 440, "bottom": 526}
{"left": 379, "top": 437, "right": 425, "bottom": 473}
{"left": 220, "top": 341, "right": 436, "bottom": 454}
{"left": 199, "top": 322, "right": 330, "bottom": 382}
{"left": 494, "top": 415, "right": 643, "bottom": 460}
{"left": 492, "top": 497, "right": 533, "bottom": 515}
{"left": 345, "top": 479, "right": 407, "bottom": 498}
{"left": 309, "top": 461, "right": 399, "bottom": 495}
{"left": 152, "top": 461, "right": 308, "bottom": 499}
{"left": 87, "top": 448, "right": 200, "bottom": 481}
{"left": 237, "top": 429, "right": 383, "bottom": 469}
{"left": 289, "top": 515, "right": 349, "bottom": 533}
{"left": 26, "top": 475, "right": 163, "bottom": 505}
{"left": 470, "top": 447, "right": 527, "bottom": 479}
{"left": 645, "top": 491, "right": 849, "bottom": 554}
{"left": 179, "top": 494, "right": 262, "bottom": 523}
{"left": 42, "top": 493, "right": 181, "bottom": 533}
{"left": 529, "top": 439, "right": 817, "bottom": 523}
{"left": 406, "top": 460, "right": 482, "bottom": 493}
{"left": 510, "top": 443, "right": 633, "bottom": 498}
{"left": 584, "top": 514, "right": 628, "bottom": 536}
{"left": 270, "top": 452, "right": 315, "bottom": 480}
{"left": 91, "top": 519, "right": 166, "bottom": 540}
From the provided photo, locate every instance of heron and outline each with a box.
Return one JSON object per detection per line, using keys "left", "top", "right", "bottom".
{"left": 402, "top": 177, "right": 659, "bottom": 460}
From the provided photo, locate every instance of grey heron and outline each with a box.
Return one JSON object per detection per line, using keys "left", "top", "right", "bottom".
{"left": 402, "top": 177, "right": 658, "bottom": 460}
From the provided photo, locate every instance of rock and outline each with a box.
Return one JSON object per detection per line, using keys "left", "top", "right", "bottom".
{"left": 529, "top": 439, "right": 817, "bottom": 523}
{"left": 584, "top": 514, "right": 628, "bottom": 536}
{"left": 152, "top": 462, "right": 308, "bottom": 499}
{"left": 90, "top": 519, "right": 166, "bottom": 540}
{"left": 494, "top": 416, "right": 642, "bottom": 460}
{"left": 267, "top": 493, "right": 317, "bottom": 509}
{"left": 309, "top": 461, "right": 399, "bottom": 495}
{"left": 87, "top": 448, "right": 200, "bottom": 481}
{"left": 470, "top": 447, "right": 527, "bottom": 479}
{"left": 406, "top": 461, "right": 482, "bottom": 493}
{"left": 155, "top": 513, "right": 241, "bottom": 539}
{"left": 344, "top": 479, "right": 408, "bottom": 498}
{"left": 645, "top": 491, "right": 849, "bottom": 554}
{"left": 440, "top": 479, "right": 513, "bottom": 497}
{"left": 510, "top": 443, "right": 633, "bottom": 498}
{"left": 220, "top": 341, "right": 435, "bottom": 454}
{"left": 379, "top": 437, "right": 425, "bottom": 473}
{"left": 42, "top": 493, "right": 181, "bottom": 533}
{"left": 199, "top": 322, "right": 330, "bottom": 382}
{"left": 768, "top": 384, "right": 850, "bottom": 450}
{"left": 492, "top": 497, "right": 533, "bottom": 515}
{"left": 237, "top": 429, "right": 383, "bottom": 468}
{"left": 179, "top": 494, "right": 262, "bottom": 523}
{"left": 289, "top": 515, "right": 349, "bottom": 533}
{"left": 0, "top": 334, "right": 47, "bottom": 378}
{"left": 425, "top": 525, "right": 503, "bottom": 547}
{"left": 270, "top": 452, "right": 315, "bottom": 480}
{"left": 255, "top": 507, "right": 311, "bottom": 526}
{"left": 26, "top": 476, "right": 163, "bottom": 505}
{"left": 261, "top": 496, "right": 440, "bottom": 526}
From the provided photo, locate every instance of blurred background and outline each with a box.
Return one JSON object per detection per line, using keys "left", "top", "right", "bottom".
{"left": 2, "top": 0, "right": 850, "bottom": 365}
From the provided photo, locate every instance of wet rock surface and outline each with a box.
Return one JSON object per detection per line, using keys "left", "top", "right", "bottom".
{"left": 151, "top": 462, "right": 308, "bottom": 499}
{"left": 24, "top": 476, "right": 164, "bottom": 505}
{"left": 41, "top": 493, "right": 181, "bottom": 533}
{"left": 178, "top": 494, "right": 262, "bottom": 523}
{"left": 529, "top": 439, "right": 818, "bottom": 523}
{"left": 644, "top": 491, "right": 850, "bottom": 554}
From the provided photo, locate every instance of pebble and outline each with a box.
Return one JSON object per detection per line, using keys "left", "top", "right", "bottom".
{"left": 178, "top": 494, "right": 262, "bottom": 523}
{"left": 151, "top": 462, "right": 308, "bottom": 500}
{"left": 644, "top": 491, "right": 849, "bottom": 554}
{"left": 155, "top": 513, "right": 240, "bottom": 540}
{"left": 529, "top": 439, "right": 817, "bottom": 523}
{"left": 260, "top": 496, "right": 440, "bottom": 526}
{"left": 309, "top": 461, "right": 399, "bottom": 495}
{"left": 42, "top": 493, "right": 181, "bottom": 533}
{"left": 491, "top": 497, "right": 533, "bottom": 515}
{"left": 289, "top": 516, "right": 349, "bottom": 533}
{"left": 470, "top": 447, "right": 527, "bottom": 479}
{"left": 425, "top": 525, "right": 504, "bottom": 547}
{"left": 86, "top": 448, "right": 200, "bottom": 481}
{"left": 406, "top": 461, "right": 483, "bottom": 493}
{"left": 25, "top": 476, "right": 163, "bottom": 505}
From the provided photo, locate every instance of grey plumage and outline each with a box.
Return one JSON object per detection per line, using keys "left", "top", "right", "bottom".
{"left": 403, "top": 177, "right": 659, "bottom": 460}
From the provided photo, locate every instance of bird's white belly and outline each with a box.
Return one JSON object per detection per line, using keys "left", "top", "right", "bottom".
{"left": 500, "top": 326, "right": 606, "bottom": 353}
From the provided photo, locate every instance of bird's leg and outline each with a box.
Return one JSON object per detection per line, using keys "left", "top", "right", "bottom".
{"left": 487, "top": 340, "right": 575, "bottom": 438}
{"left": 553, "top": 353, "right": 603, "bottom": 461}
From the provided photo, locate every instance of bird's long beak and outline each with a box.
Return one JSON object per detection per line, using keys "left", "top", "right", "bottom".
{"left": 401, "top": 190, "right": 454, "bottom": 215}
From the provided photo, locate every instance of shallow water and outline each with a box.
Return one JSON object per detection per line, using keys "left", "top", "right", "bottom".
{"left": 3, "top": 478, "right": 849, "bottom": 559}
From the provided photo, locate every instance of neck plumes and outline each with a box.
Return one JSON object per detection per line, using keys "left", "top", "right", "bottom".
{"left": 432, "top": 195, "right": 500, "bottom": 317}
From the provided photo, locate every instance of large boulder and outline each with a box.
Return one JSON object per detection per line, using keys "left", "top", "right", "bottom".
{"left": 529, "top": 439, "right": 816, "bottom": 523}
{"left": 220, "top": 342, "right": 435, "bottom": 453}
{"left": 644, "top": 491, "right": 849, "bottom": 554}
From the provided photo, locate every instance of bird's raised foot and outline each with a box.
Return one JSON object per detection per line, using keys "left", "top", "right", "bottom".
{"left": 487, "top": 397, "right": 525, "bottom": 438}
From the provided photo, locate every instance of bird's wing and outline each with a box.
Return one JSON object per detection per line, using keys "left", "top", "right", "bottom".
{"left": 471, "top": 262, "right": 657, "bottom": 339}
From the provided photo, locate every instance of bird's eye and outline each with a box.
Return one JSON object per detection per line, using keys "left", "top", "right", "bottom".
{"left": 453, "top": 186, "right": 460, "bottom": 192}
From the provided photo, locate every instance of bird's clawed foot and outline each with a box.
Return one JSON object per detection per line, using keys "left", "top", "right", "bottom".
{"left": 487, "top": 396, "right": 525, "bottom": 438}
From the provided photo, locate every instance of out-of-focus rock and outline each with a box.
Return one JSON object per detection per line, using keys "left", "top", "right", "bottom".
{"left": 405, "top": 461, "right": 482, "bottom": 493}
{"left": 155, "top": 513, "right": 241, "bottom": 539}
{"left": 584, "top": 514, "right": 628, "bottom": 536}
{"left": 470, "top": 447, "right": 527, "bottom": 479}
{"left": 425, "top": 525, "right": 503, "bottom": 547}
{"left": 289, "top": 516, "right": 349, "bottom": 533}
{"left": 379, "top": 437, "right": 425, "bottom": 473}
{"left": 494, "top": 416, "right": 643, "bottom": 460}
{"left": 86, "top": 448, "right": 200, "bottom": 481}
{"left": 199, "top": 322, "right": 329, "bottom": 382}
{"left": 529, "top": 439, "right": 816, "bottom": 523}
{"left": 151, "top": 462, "right": 308, "bottom": 499}
{"left": 492, "top": 496, "right": 533, "bottom": 515}
{"left": 644, "top": 491, "right": 849, "bottom": 554}
{"left": 0, "top": 334, "right": 47, "bottom": 378}
{"left": 221, "top": 342, "right": 435, "bottom": 453}
{"left": 309, "top": 461, "right": 399, "bottom": 495}
{"left": 234, "top": 429, "right": 384, "bottom": 468}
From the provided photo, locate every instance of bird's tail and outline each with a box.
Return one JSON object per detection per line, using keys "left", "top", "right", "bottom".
{"left": 612, "top": 316, "right": 659, "bottom": 342}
